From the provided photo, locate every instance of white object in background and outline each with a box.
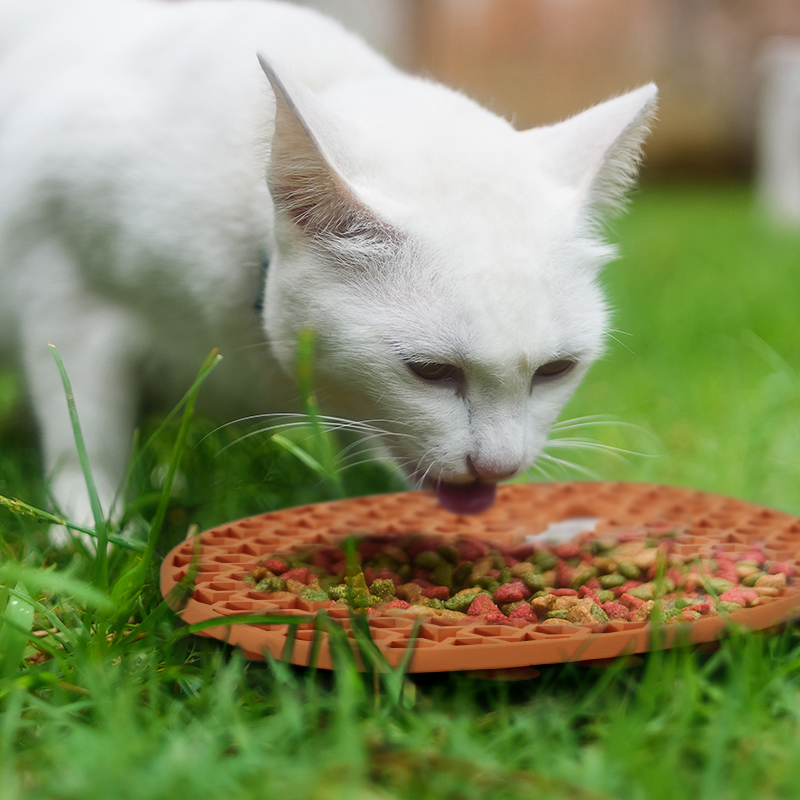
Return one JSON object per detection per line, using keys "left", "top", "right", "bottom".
{"left": 525, "top": 518, "right": 600, "bottom": 546}
{"left": 758, "top": 37, "right": 800, "bottom": 227}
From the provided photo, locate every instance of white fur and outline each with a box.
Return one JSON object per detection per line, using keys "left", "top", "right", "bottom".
{"left": 0, "top": 0, "right": 656, "bottom": 524}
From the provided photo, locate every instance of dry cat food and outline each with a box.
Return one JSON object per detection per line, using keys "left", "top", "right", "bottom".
{"left": 245, "top": 524, "right": 794, "bottom": 627}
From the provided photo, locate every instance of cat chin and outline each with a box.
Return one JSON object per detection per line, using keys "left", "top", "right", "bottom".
{"left": 429, "top": 479, "right": 498, "bottom": 516}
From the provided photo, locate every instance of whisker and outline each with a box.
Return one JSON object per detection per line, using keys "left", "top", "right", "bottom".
{"left": 535, "top": 451, "right": 603, "bottom": 481}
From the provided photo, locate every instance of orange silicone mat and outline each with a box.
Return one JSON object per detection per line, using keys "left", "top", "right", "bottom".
{"left": 160, "top": 482, "right": 800, "bottom": 672}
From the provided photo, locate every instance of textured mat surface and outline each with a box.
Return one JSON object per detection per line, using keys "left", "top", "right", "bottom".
{"left": 160, "top": 482, "right": 800, "bottom": 672}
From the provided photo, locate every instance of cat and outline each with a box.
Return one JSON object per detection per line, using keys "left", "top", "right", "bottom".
{"left": 0, "top": 0, "right": 656, "bottom": 529}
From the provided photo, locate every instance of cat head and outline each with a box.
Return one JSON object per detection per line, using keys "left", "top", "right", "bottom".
{"left": 258, "top": 56, "right": 657, "bottom": 513}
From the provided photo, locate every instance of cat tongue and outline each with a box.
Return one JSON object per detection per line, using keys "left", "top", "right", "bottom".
{"left": 433, "top": 480, "right": 497, "bottom": 515}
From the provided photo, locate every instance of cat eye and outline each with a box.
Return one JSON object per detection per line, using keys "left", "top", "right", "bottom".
{"left": 407, "top": 361, "right": 463, "bottom": 385}
{"left": 531, "top": 359, "right": 576, "bottom": 386}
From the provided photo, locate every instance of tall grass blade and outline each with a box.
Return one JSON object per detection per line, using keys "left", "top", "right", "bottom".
{"left": 134, "top": 350, "right": 221, "bottom": 583}
{"left": 295, "top": 328, "right": 345, "bottom": 497}
{"left": 48, "top": 344, "right": 109, "bottom": 587}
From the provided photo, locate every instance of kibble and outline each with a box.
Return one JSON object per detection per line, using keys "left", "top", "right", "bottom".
{"left": 244, "top": 526, "right": 794, "bottom": 627}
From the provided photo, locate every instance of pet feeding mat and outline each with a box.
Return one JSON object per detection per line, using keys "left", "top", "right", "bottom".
{"left": 160, "top": 482, "right": 800, "bottom": 672}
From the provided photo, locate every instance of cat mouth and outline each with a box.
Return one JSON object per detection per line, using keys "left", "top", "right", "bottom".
{"left": 429, "top": 479, "right": 497, "bottom": 515}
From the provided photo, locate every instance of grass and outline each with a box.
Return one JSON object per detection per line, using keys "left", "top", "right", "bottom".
{"left": 1, "top": 183, "right": 800, "bottom": 799}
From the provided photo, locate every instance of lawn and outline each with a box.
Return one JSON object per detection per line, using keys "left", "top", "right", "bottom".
{"left": 1, "top": 184, "right": 800, "bottom": 799}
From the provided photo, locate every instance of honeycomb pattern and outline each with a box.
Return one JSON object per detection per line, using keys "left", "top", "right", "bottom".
{"left": 160, "top": 482, "right": 800, "bottom": 672}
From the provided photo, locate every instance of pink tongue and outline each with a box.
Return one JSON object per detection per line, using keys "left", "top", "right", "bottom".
{"left": 433, "top": 480, "right": 497, "bottom": 515}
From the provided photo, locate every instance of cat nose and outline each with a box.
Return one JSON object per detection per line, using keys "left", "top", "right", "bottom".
{"left": 466, "top": 455, "right": 519, "bottom": 482}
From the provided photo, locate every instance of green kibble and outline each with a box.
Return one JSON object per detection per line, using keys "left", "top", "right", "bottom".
{"left": 444, "top": 589, "right": 481, "bottom": 612}
{"left": 346, "top": 572, "right": 369, "bottom": 594}
{"left": 299, "top": 588, "right": 329, "bottom": 603}
{"left": 718, "top": 601, "right": 744, "bottom": 614}
{"left": 522, "top": 572, "right": 549, "bottom": 593}
{"left": 255, "top": 576, "right": 287, "bottom": 593}
{"left": 501, "top": 601, "right": 525, "bottom": 616}
{"left": 547, "top": 609, "right": 570, "bottom": 620}
{"left": 599, "top": 572, "right": 626, "bottom": 589}
{"left": 590, "top": 604, "right": 610, "bottom": 623}
{"left": 474, "top": 576, "right": 500, "bottom": 594}
{"left": 430, "top": 562, "right": 454, "bottom": 589}
{"left": 531, "top": 550, "right": 558, "bottom": 571}
{"left": 498, "top": 567, "right": 512, "bottom": 585}
{"left": 571, "top": 566, "right": 598, "bottom": 589}
{"left": 427, "top": 598, "right": 445, "bottom": 610}
{"left": 370, "top": 578, "right": 395, "bottom": 600}
{"left": 414, "top": 551, "right": 442, "bottom": 570}
{"left": 327, "top": 584, "right": 348, "bottom": 601}
{"left": 436, "top": 545, "right": 459, "bottom": 565}
{"left": 617, "top": 561, "right": 642, "bottom": 580}
{"left": 398, "top": 564, "right": 413, "bottom": 582}
{"left": 595, "top": 589, "right": 615, "bottom": 604}
{"left": 742, "top": 572, "right": 763, "bottom": 587}
{"left": 452, "top": 561, "right": 474, "bottom": 588}
{"left": 627, "top": 583, "right": 655, "bottom": 601}
{"left": 674, "top": 596, "right": 694, "bottom": 609}
{"left": 704, "top": 578, "right": 735, "bottom": 596}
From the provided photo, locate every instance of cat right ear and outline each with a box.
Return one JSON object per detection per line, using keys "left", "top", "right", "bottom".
{"left": 529, "top": 84, "right": 658, "bottom": 218}
{"left": 258, "top": 54, "right": 377, "bottom": 241}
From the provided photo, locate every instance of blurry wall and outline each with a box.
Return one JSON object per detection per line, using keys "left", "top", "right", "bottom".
{"left": 410, "top": 0, "right": 800, "bottom": 179}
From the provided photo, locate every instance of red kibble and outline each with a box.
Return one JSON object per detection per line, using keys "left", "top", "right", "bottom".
{"left": 742, "top": 549, "right": 766, "bottom": 564}
{"left": 264, "top": 558, "right": 289, "bottom": 575}
{"left": 508, "top": 603, "right": 535, "bottom": 620}
{"left": 552, "top": 588, "right": 578, "bottom": 596}
{"left": 422, "top": 585, "right": 450, "bottom": 601}
{"left": 510, "top": 543, "right": 536, "bottom": 560}
{"left": 467, "top": 594, "right": 500, "bottom": 616}
{"left": 282, "top": 567, "right": 310, "bottom": 584}
{"left": 553, "top": 543, "right": 581, "bottom": 560}
{"left": 493, "top": 582, "right": 526, "bottom": 604}
{"left": 555, "top": 561, "right": 574, "bottom": 588}
{"left": 583, "top": 578, "right": 602, "bottom": 591}
{"left": 411, "top": 577, "right": 434, "bottom": 589}
{"left": 619, "top": 592, "right": 644, "bottom": 610}
{"left": 384, "top": 599, "right": 411, "bottom": 610}
{"left": 457, "top": 539, "right": 489, "bottom": 562}
{"left": 601, "top": 601, "right": 630, "bottom": 620}
{"left": 687, "top": 602, "right": 712, "bottom": 615}
{"left": 485, "top": 609, "right": 513, "bottom": 625}
{"left": 578, "top": 586, "right": 599, "bottom": 602}
{"left": 769, "top": 562, "right": 794, "bottom": 577}
{"left": 719, "top": 588, "right": 758, "bottom": 607}
{"left": 668, "top": 566, "right": 683, "bottom": 587}
{"left": 358, "top": 540, "right": 387, "bottom": 561}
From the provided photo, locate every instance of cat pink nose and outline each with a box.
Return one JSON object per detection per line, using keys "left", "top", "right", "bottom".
{"left": 466, "top": 455, "right": 519, "bottom": 482}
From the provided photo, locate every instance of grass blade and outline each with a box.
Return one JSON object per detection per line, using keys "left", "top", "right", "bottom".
{"left": 48, "top": 344, "right": 108, "bottom": 587}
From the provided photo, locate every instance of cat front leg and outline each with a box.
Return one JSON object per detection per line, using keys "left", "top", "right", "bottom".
{"left": 17, "top": 242, "right": 145, "bottom": 541}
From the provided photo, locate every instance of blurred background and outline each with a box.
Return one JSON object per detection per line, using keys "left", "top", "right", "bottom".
{"left": 295, "top": 0, "right": 800, "bottom": 188}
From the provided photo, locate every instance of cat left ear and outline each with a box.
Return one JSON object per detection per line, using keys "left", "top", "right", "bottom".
{"left": 529, "top": 83, "right": 658, "bottom": 217}
{"left": 258, "top": 54, "right": 375, "bottom": 240}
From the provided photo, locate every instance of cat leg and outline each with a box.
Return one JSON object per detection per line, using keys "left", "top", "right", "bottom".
{"left": 17, "top": 243, "right": 144, "bottom": 541}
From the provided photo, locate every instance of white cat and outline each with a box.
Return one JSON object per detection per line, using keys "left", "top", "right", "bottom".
{"left": 0, "top": 0, "right": 656, "bottom": 525}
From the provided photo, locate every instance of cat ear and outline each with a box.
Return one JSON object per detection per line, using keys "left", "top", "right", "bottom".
{"left": 529, "top": 83, "right": 658, "bottom": 217}
{"left": 257, "top": 54, "right": 376, "bottom": 241}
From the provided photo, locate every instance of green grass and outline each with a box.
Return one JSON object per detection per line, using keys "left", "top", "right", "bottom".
{"left": 2, "top": 184, "right": 800, "bottom": 799}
